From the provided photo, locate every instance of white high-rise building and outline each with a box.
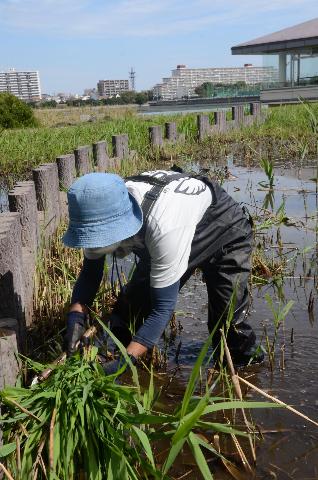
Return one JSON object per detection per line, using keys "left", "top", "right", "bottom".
{"left": 0, "top": 69, "right": 41, "bottom": 101}
{"left": 153, "top": 64, "right": 278, "bottom": 100}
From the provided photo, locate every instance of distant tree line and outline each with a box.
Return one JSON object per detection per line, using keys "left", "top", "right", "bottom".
{"left": 32, "top": 90, "right": 154, "bottom": 109}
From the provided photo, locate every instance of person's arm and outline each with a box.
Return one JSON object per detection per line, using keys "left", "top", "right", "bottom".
{"left": 70, "top": 254, "right": 105, "bottom": 313}
{"left": 66, "top": 254, "right": 105, "bottom": 355}
{"left": 124, "top": 225, "right": 190, "bottom": 358}
{"left": 126, "top": 280, "right": 180, "bottom": 358}
{"left": 103, "top": 280, "right": 179, "bottom": 374}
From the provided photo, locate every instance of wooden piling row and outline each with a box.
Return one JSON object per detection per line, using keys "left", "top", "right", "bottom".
{"left": 195, "top": 102, "right": 262, "bottom": 139}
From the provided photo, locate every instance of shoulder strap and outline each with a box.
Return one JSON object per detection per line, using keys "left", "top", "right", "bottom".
{"left": 125, "top": 173, "right": 189, "bottom": 233}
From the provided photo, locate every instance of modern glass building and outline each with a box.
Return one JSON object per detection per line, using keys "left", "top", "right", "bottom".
{"left": 231, "top": 17, "right": 318, "bottom": 103}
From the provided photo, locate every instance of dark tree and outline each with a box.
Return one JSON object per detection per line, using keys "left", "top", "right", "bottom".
{"left": 0, "top": 92, "right": 38, "bottom": 129}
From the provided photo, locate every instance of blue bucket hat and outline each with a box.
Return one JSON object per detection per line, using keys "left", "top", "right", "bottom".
{"left": 62, "top": 172, "right": 143, "bottom": 248}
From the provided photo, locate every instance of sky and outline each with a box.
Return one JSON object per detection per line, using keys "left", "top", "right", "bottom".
{"left": 0, "top": 0, "right": 318, "bottom": 95}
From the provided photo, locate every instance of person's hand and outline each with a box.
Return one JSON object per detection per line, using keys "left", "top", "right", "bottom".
{"left": 65, "top": 311, "right": 86, "bottom": 356}
{"left": 101, "top": 354, "right": 137, "bottom": 376}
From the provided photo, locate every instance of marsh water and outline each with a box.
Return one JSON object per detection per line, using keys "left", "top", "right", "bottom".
{"left": 149, "top": 160, "right": 318, "bottom": 479}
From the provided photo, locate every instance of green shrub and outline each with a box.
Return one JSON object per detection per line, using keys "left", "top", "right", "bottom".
{"left": 0, "top": 92, "right": 38, "bottom": 129}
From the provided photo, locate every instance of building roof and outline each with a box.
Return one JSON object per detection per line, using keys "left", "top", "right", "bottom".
{"left": 232, "top": 17, "right": 318, "bottom": 55}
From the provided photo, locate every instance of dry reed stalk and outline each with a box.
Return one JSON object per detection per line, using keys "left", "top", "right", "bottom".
{"left": 18, "top": 422, "right": 28, "bottom": 438}
{"left": 220, "top": 329, "right": 256, "bottom": 465}
{"left": 230, "top": 435, "right": 251, "bottom": 475}
{"left": 0, "top": 463, "right": 15, "bottom": 480}
{"left": 15, "top": 436, "right": 21, "bottom": 475}
{"left": 176, "top": 469, "right": 194, "bottom": 479}
{"left": 32, "top": 436, "right": 47, "bottom": 480}
{"left": 49, "top": 408, "right": 57, "bottom": 472}
{"left": 39, "top": 457, "right": 47, "bottom": 479}
{"left": 237, "top": 376, "right": 318, "bottom": 427}
{"left": 213, "top": 434, "right": 247, "bottom": 480}
{"left": 5, "top": 397, "right": 41, "bottom": 423}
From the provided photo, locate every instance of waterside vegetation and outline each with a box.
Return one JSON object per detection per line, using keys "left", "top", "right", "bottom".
{"left": 1, "top": 102, "right": 318, "bottom": 189}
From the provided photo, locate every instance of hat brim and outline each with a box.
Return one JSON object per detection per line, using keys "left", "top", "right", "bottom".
{"left": 62, "top": 193, "right": 143, "bottom": 248}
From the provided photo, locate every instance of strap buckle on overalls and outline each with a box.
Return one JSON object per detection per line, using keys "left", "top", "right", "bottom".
{"left": 144, "top": 190, "right": 160, "bottom": 201}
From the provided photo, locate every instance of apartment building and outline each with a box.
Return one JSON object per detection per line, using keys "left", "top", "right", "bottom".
{"left": 153, "top": 64, "right": 278, "bottom": 100}
{"left": 97, "top": 79, "right": 129, "bottom": 97}
{"left": 0, "top": 69, "right": 41, "bottom": 101}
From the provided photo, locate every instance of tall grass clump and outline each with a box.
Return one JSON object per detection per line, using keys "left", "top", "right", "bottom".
{"left": 0, "top": 324, "right": 278, "bottom": 480}
{"left": 0, "top": 347, "right": 161, "bottom": 480}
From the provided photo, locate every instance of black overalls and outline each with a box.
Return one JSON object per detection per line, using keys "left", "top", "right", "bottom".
{"left": 111, "top": 172, "right": 256, "bottom": 362}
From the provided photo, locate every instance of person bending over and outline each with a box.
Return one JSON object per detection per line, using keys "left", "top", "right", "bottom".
{"left": 63, "top": 170, "right": 262, "bottom": 372}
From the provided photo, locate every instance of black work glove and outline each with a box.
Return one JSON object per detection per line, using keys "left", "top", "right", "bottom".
{"left": 65, "top": 311, "right": 87, "bottom": 356}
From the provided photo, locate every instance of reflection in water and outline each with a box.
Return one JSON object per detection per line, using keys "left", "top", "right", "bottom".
{"left": 156, "top": 164, "right": 318, "bottom": 479}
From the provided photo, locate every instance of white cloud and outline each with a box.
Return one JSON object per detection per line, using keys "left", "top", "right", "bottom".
{"left": 0, "top": 0, "right": 317, "bottom": 37}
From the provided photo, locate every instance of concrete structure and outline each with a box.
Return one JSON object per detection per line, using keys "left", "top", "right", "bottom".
{"left": 153, "top": 64, "right": 277, "bottom": 100}
{"left": 97, "top": 79, "right": 129, "bottom": 98}
{"left": 0, "top": 69, "right": 41, "bottom": 101}
{"left": 232, "top": 17, "right": 318, "bottom": 103}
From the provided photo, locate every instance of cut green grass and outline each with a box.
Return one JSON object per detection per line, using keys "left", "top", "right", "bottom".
{"left": 0, "top": 328, "right": 279, "bottom": 480}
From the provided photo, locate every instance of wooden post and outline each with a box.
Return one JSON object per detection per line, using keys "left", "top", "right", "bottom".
{"left": 214, "top": 110, "right": 227, "bottom": 132}
{"left": 8, "top": 183, "right": 38, "bottom": 327}
{"left": 33, "top": 163, "right": 61, "bottom": 235}
{"left": 232, "top": 105, "right": 245, "bottom": 126}
{"left": 250, "top": 102, "right": 261, "bottom": 118}
{"left": 8, "top": 181, "right": 38, "bottom": 257}
{"left": 165, "top": 122, "right": 177, "bottom": 143}
{"left": 149, "top": 126, "right": 163, "bottom": 147}
{"left": 112, "top": 135, "right": 129, "bottom": 159}
{"left": 121, "top": 134, "right": 129, "bottom": 158}
{"left": 0, "top": 320, "right": 19, "bottom": 389}
{"left": 93, "top": 141, "right": 110, "bottom": 171}
{"left": 56, "top": 154, "right": 76, "bottom": 190}
{"left": 197, "top": 115, "right": 210, "bottom": 140}
{"left": 0, "top": 212, "right": 25, "bottom": 340}
{"left": 0, "top": 319, "right": 20, "bottom": 460}
{"left": 74, "top": 146, "right": 92, "bottom": 176}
